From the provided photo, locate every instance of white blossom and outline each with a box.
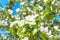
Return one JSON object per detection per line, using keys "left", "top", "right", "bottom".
{"left": 25, "top": 15, "right": 35, "bottom": 21}
{"left": 23, "top": 12, "right": 26, "bottom": 15}
{"left": 23, "top": 37, "right": 28, "bottom": 40}
{"left": 49, "top": 35, "right": 53, "bottom": 38}
{"left": 40, "top": 16, "right": 44, "bottom": 19}
{"left": 34, "top": 14, "right": 39, "bottom": 18}
{"left": 18, "top": 20, "right": 25, "bottom": 27}
{"left": 10, "top": 22, "right": 15, "bottom": 27}
{"left": 40, "top": 22, "right": 44, "bottom": 26}
{"left": 26, "top": 7, "right": 31, "bottom": 11}
{"left": 20, "top": 2, "right": 25, "bottom": 5}
{"left": 47, "top": 30, "right": 52, "bottom": 36}
{"left": 0, "top": 20, "right": 8, "bottom": 26}
{"left": 25, "top": 14, "right": 39, "bottom": 21}
{"left": 19, "top": 35, "right": 23, "bottom": 37}
{"left": 40, "top": 26, "right": 44, "bottom": 32}
{"left": 16, "top": 8, "right": 20, "bottom": 12}
{"left": 43, "top": 0, "right": 47, "bottom": 2}
{"left": 33, "top": 29, "right": 37, "bottom": 33}
{"left": 52, "top": 0, "right": 55, "bottom": 4}
{"left": 44, "top": 27, "right": 48, "bottom": 33}
{"left": 10, "top": 20, "right": 18, "bottom": 27}
{"left": 38, "top": 6, "right": 43, "bottom": 10}
{"left": 26, "top": 21, "right": 36, "bottom": 25}
{"left": 54, "top": 26, "right": 58, "bottom": 30}
{"left": 8, "top": 9, "right": 13, "bottom": 14}
{"left": 38, "top": 0, "right": 40, "bottom": 1}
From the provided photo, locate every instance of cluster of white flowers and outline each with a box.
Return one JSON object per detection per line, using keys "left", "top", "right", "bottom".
{"left": 25, "top": 14, "right": 39, "bottom": 21}
{"left": 25, "top": 14, "right": 39, "bottom": 25}
{"left": 40, "top": 26, "right": 53, "bottom": 38}
{"left": 9, "top": 14, "right": 39, "bottom": 27}
{"left": 18, "top": 20, "right": 25, "bottom": 27}
{"left": 40, "top": 22, "right": 53, "bottom": 38}
{"left": 10, "top": 20, "right": 25, "bottom": 27}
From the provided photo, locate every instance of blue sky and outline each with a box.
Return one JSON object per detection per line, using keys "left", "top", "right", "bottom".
{"left": 0, "top": 0, "right": 60, "bottom": 37}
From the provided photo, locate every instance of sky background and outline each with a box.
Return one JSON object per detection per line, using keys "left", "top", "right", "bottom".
{"left": 0, "top": 0, "right": 60, "bottom": 37}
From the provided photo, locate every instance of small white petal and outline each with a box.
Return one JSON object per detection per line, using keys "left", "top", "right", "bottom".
{"left": 23, "top": 37, "right": 28, "bottom": 40}
{"left": 20, "top": 2, "right": 25, "bottom": 5}
{"left": 54, "top": 26, "right": 58, "bottom": 30}
{"left": 33, "top": 29, "right": 37, "bottom": 33}
{"left": 16, "top": 8, "right": 20, "bottom": 12}
{"left": 40, "top": 22, "right": 44, "bottom": 26}
{"left": 23, "top": 12, "right": 26, "bottom": 15}
{"left": 8, "top": 9, "right": 13, "bottom": 14}
{"left": 40, "top": 26, "right": 44, "bottom": 32}
{"left": 44, "top": 0, "right": 47, "bottom": 2}
{"left": 26, "top": 7, "right": 31, "bottom": 11}
{"left": 52, "top": 0, "right": 55, "bottom": 4}
{"left": 38, "top": 6, "right": 43, "bottom": 10}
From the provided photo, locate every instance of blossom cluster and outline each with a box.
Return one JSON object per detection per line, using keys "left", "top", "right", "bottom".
{"left": 0, "top": 0, "right": 60, "bottom": 40}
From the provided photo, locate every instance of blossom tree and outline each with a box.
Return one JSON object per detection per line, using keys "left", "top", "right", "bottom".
{"left": 0, "top": 0, "right": 60, "bottom": 40}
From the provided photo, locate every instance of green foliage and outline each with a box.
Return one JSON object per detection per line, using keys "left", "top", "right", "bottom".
{"left": 0, "top": 0, "right": 60, "bottom": 40}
